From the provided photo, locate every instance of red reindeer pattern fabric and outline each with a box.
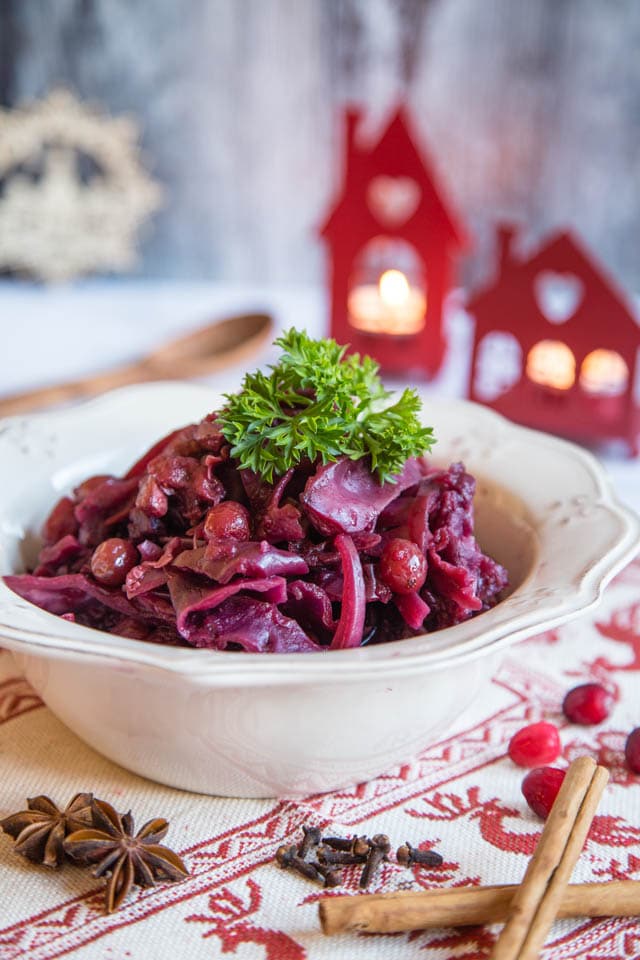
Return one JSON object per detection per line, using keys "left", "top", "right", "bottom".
{"left": 0, "top": 559, "right": 639, "bottom": 959}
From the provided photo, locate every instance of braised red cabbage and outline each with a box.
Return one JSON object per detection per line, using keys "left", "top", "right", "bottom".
{"left": 4, "top": 416, "right": 508, "bottom": 652}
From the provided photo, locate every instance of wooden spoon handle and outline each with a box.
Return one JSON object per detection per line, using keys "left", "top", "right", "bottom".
{"left": 0, "top": 311, "right": 274, "bottom": 418}
{"left": 0, "top": 365, "right": 151, "bottom": 417}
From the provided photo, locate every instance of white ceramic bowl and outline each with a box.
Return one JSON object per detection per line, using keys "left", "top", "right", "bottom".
{"left": 0, "top": 383, "right": 638, "bottom": 797}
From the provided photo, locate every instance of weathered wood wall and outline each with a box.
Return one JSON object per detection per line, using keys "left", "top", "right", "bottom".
{"left": 2, "top": 0, "right": 639, "bottom": 291}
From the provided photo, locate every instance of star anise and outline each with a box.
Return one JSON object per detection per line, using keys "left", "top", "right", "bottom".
{"left": 63, "top": 798, "right": 189, "bottom": 913}
{"left": 0, "top": 793, "right": 93, "bottom": 867}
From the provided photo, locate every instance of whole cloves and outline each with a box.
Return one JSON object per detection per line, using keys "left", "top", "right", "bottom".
{"left": 321, "top": 835, "right": 356, "bottom": 852}
{"left": 359, "top": 834, "right": 390, "bottom": 889}
{"left": 352, "top": 836, "right": 372, "bottom": 858}
{"left": 276, "top": 843, "right": 322, "bottom": 882}
{"left": 297, "top": 825, "right": 322, "bottom": 860}
{"left": 322, "top": 834, "right": 370, "bottom": 855}
{"left": 318, "top": 846, "right": 368, "bottom": 866}
{"left": 276, "top": 827, "right": 447, "bottom": 893}
{"left": 314, "top": 862, "right": 342, "bottom": 888}
{"left": 396, "top": 842, "right": 443, "bottom": 868}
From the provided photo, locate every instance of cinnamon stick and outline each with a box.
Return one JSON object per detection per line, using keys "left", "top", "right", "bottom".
{"left": 490, "top": 756, "right": 608, "bottom": 960}
{"left": 517, "top": 762, "right": 609, "bottom": 960}
{"left": 318, "top": 880, "right": 640, "bottom": 935}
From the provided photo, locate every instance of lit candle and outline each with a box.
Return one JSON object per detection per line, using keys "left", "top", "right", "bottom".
{"left": 526, "top": 340, "right": 575, "bottom": 390}
{"left": 347, "top": 269, "right": 427, "bottom": 336}
{"left": 580, "top": 349, "right": 628, "bottom": 396}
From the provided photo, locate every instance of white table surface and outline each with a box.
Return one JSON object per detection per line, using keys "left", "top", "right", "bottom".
{"left": 1, "top": 279, "right": 639, "bottom": 515}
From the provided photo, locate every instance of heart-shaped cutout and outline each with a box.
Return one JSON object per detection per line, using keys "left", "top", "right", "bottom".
{"left": 367, "top": 176, "right": 421, "bottom": 227}
{"left": 534, "top": 271, "right": 584, "bottom": 324}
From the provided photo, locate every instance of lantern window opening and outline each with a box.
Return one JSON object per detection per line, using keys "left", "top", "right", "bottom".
{"left": 473, "top": 331, "right": 522, "bottom": 401}
{"left": 579, "top": 349, "right": 629, "bottom": 398}
{"left": 366, "top": 175, "right": 422, "bottom": 228}
{"left": 526, "top": 339, "right": 576, "bottom": 391}
{"left": 347, "top": 236, "right": 427, "bottom": 337}
{"left": 534, "top": 270, "right": 584, "bottom": 325}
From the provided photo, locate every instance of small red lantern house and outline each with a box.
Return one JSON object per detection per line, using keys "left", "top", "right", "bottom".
{"left": 466, "top": 226, "right": 640, "bottom": 454}
{"left": 320, "top": 107, "right": 467, "bottom": 378}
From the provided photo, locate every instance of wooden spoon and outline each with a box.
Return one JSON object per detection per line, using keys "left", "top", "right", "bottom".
{"left": 0, "top": 311, "right": 274, "bottom": 417}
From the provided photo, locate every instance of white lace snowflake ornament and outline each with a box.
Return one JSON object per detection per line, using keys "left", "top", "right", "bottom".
{"left": 0, "top": 89, "right": 163, "bottom": 282}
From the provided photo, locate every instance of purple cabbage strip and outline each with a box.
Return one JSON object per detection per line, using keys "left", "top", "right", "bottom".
{"left": 362, "top": 563, "right": 392, "bottom": 604}
{"left": 302, "top": 456, "right": 426, "bottom": 536}
{"left": 167, "top": 571, "right": 318, "bottom": 652}
{"left": 125, "top": 565, "right": 168, "bottom": 599}
{"left": 183, "top": 596, "right": 320, "bottom": 653}
{"left": 125, "top": 537, "right": 186, "bottom": 598}
{"left": 407, "top": 483, "right": 441, "bottom": 554}
{"left": 167, "top": 571, "right": 288, "bottom": 639}
{"left": 394, "top": 590, "right": 430, "bottom": 630}
{"left": 33, "top": 534, "right": 89, "bottom": 576}
{"left": 330, "top": 533, "right": 366, "bottom": 650}
{"left": 256, "top": 467, "right": 306, "bottom": 543}
{"left": 285, "top": 580, "right": 337, "bottom": 638}
{"left": 174, "top": 540, "right": 308, "bottom": 584}
{"left": 427, "top": 548, "right": 483, "bottom": 614}
{"left": 74, "top": 476, "right": 140, "bottom": 517}
{"left": 5, "top": 573, "right": 147, "bottom": 619}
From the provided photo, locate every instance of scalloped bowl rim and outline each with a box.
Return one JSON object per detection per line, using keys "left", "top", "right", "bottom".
{"left": 0, "top": 382, "right": 638, "bottom": 686}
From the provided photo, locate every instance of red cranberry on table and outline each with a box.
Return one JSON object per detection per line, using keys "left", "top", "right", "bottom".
{"left": 90, "top": 538, "right": 139, "bottom": 587}
{"left": 562, "top": 683, "right": 613, "bottom": 725}
{"left": 521, "top": 766, "right": 566, "bottom": 819}
{"left": 625, "top": 728, "right": 640, "bottom": 774}
{"left": 204, "top": 501, "right": 251, "bottom": 541}
{"left": 379, "top": 538, "right": 427, "bottom": 595}
{"left": 508, "top": 721, "right": 561, "bottom": 768}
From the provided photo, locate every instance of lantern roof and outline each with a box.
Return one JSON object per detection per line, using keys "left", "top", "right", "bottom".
{"left": 319, "top": 106, "right": 467, "bottom": 250}
{"left": 467, "top": 228, "right": 639, "bottom": 343}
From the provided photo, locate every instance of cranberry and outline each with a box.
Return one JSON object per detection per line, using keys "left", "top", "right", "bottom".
{"left": 625, "top": 728, "right": 640, "bottom": 774}
{"left": 379, "top": 538, "right": 427, "bottom": 595}
{"left": 521, "top": 766, "right": 566, "bottom": 819}
{"left": 508, "top": 721, "right": 561, "bottom": 768}
{"left": 562, "top": 683, "right": 612, "bottom": 725}
{"left": 90, "top": 538, "right": 139, "bottom": 587}
{"left": 204, "top": 501, "right": 251, "bottom": 541}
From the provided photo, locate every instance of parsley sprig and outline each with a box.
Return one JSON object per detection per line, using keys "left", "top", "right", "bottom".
{"left": 218, "top": 329, "right": 435, "bottom": 483}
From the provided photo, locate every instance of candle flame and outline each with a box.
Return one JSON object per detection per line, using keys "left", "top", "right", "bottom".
{"left": 379, "top": 269, "right": 410, "bottom": 307}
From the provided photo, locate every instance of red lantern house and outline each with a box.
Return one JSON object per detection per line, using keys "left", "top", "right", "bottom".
{"left": 466, "top": 226, "right": 640, "bottom": 454}
{"left": 319, "top": 107, "right": 467, "bottom": 378}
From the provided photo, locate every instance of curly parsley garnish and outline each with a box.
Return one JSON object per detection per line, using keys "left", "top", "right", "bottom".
{"left": 218, "top": 329, "right": 435, "bottom": 483}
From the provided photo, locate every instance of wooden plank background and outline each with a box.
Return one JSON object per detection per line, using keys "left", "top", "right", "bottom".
{"left": 1, "top": 0, "right": 639, "bottom": 292}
